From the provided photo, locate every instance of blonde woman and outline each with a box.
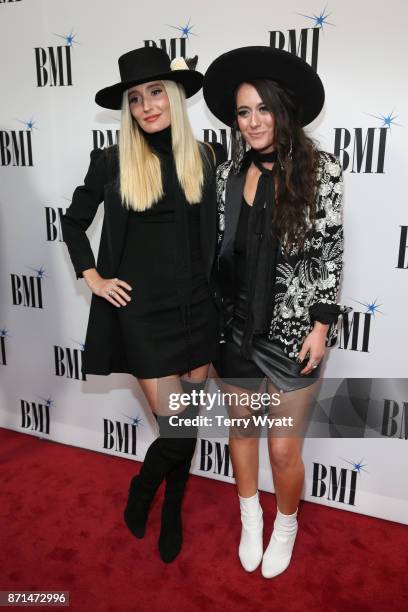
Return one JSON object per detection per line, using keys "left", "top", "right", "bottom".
{"left": 62, "top": 47, "right": 225, "bottom": 563}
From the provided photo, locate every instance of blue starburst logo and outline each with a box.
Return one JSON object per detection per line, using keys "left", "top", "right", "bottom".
{"left": 167, "top": 18, "right": 197, "bottom": 40}
{"left": 16, "top": 117, "right": 38, "bottom": 131}
{"left": 366, "top": 109, "right": 402, "bottom": 129}
{"left": 26, "top": 265, "right": 47, "bottom": 279}
{"left": 297, "top": 5, "right": 334, "bottom": 29}
{"left": 339, "top": 457, "right": 369, "bottom": 475}
{"left": 0, "top": 328, "right": 9, "bottom": 338}
{"left": 72, "top": 340, "right": 85, "bottom": 352}
{"left": 36, "top": 395, "right": 55, "bottom": 409}
{"left": 123, "top": 414, "right": 143, "bottom": 427}
{"left": 352, "top": 298, "right": 384, "bottom": 317}
{"left": 53, "top": 29, "right": 79, "bottom": 47}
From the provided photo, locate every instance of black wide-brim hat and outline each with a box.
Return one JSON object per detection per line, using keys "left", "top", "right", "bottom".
{"left": 203, "top": 46, "right": 325, "bottom": 127}
{"left": 95, "top": 46, "right": 203, "bottom": 110}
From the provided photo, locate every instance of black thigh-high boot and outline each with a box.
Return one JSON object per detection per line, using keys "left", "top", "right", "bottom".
{"left": 124, "top": 436, "right": 168, "bottom": 539}
{"left": 157, "top": 378, "right": 204, "bottom": 563}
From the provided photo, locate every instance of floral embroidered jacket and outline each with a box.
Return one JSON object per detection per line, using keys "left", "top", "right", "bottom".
{"left": 215, "top": 150, "right": 350, "bottom": 360}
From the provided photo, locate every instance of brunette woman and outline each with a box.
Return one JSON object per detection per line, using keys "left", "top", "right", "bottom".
{"left": 204, "top": 46, "right": 349, "bottom": 577}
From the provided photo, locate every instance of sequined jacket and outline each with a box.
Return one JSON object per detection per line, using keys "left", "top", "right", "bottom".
{"left": 215, "top": 150, "right": 350, "bottom": 360}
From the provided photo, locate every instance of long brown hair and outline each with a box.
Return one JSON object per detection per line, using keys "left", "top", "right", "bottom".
{"left": 233, "top": 79, "right": 319, "bottom": 250}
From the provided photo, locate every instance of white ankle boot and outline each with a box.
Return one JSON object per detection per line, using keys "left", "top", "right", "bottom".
{"left": 238, "top": 491, "right": 264, "bottom": 572}
{"left": 261, "top": 507, "right": 298, "bottom": 578}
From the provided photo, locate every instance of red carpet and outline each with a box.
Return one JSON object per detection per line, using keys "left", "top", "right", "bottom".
{"left": 0, "top": 428, "right": 406, "bottom": 612}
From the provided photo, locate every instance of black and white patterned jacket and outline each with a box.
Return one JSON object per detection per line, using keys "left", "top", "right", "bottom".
{"left": 215, "top": 150, "right": 350, "bottom": 360}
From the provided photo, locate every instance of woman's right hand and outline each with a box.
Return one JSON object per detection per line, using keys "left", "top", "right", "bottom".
{"left": 84, "top": 272, "right": 132, "bottom": 307}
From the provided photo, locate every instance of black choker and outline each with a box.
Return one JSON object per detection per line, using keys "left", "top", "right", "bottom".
{"left": 250, "top": 148, "right": 277, "bottom": 163}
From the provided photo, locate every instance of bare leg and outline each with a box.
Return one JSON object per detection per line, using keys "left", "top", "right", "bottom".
{"left": 229, "top": 437, "right": 260, "bottom": 497}
{"left": 261, "top": 380, "right": 319, "bottom": 578}
{"left": 266, "top": 380, "right": 319, "bottom": 513}
{"left": 219, "top": 379, "right": 264, "bottom": 571}
{"left": 218, "top": 379, "right": 263, "bottom": 496}
{"left": 268, "top": 437, "right": 305, "bottom": 514}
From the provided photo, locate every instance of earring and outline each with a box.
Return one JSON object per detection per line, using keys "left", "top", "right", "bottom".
{"left": 288, "top": 138, "right": 293, "bottom": 160}
{"left": 231, "top": 124, "right": 247, "bottom": 172}
{"left": 278, "top": 138, "right": 293, "bottom": 171}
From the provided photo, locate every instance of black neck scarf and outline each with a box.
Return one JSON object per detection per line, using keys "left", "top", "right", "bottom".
{"left": 241, "top": 147, "right": 279, "bottom": 357}
{"left": 142, "top": 125, "right": 194, "bottom": 370}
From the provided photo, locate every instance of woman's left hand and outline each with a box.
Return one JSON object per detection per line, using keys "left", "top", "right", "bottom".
{"left": 298, "top": 322, "right": 329, "bottom": 375}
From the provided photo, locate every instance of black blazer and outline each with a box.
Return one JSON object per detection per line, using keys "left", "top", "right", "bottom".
{"left": 61, "top": 143, "right": 225, "bottom": 375}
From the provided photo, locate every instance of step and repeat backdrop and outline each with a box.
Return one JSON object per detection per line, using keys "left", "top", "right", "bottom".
{"left": 1, "top": 0, "right": 407, "bottom": 524}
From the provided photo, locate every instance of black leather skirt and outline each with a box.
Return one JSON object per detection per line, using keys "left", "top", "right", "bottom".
{"left": 214, "top": 291, "right": 321, "bottom": 392}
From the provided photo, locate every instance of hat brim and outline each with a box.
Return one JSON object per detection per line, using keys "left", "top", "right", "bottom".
{"left": 203, "top": 46, "right": 325, "bottom": 127}
{"left": 95, "top": 70, "right": 203, "bottom": 110}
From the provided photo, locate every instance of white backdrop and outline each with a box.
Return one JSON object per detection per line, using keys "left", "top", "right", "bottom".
{"left": 1, "top": 0, "right": 407, "bottom": 524}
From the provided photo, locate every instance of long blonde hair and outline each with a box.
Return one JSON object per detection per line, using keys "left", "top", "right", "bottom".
{"left": 119, "top": 80, "right": 204, "bottom": 211}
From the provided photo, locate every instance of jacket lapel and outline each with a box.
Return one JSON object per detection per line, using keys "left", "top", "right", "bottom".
{"left": 219, "top": 171, "right": 245, "bottom": 259}
{"left": 217, "top": 170, "right": 245, "bottom": 293}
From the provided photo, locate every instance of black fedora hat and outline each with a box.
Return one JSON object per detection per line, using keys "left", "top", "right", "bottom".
{"left": 95, "top": 46, "right": 203, "bottom": 110}
{"left": 203, "top": 46, "right": 325, "bottom": 127}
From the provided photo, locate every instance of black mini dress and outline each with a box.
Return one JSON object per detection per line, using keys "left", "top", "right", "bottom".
{"left": 116, "top": 128, "right": 219, "bottom": 379}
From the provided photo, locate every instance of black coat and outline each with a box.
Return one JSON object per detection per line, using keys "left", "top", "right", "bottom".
{"left": 61, "top": 143, "right": 225, "bottom": 375}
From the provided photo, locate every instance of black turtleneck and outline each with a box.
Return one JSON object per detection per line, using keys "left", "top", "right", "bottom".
{"left": 140, "top": 124, "right": 173, "bottom": 156}
{"left": 133, "top": 126, "right": 200, "bottom": 230}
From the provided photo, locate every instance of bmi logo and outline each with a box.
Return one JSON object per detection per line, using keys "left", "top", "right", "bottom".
{"left": 92, "top": 114, "right": 119, "bottom": 149}
{"left": 34, "top": 30, "right": 78, "bottom": 87}
{"left": 54, "top": 340, "right": 86, "bottom": 381}
{"left": 338, "top": 299, "right": 383, "bottom": 353}
{"left": 0, "top": 328, "right": 9, "bottom": 365}
{"left": 11, "top": 265, "right": 46, "bottom": 309}
{"left": 103, "top": 414, "right": 142, "bottom": 455}
{"left": 45, "top": 199, "right": 69, "bottom": 242}
{"left": 0, "top": 118, "right": 35, "bottom": 167}
{"left": 143, "top": 19, "right": 197, "bottom": 59}
{"left": 382, "top": 399, "right": 407, "bottom": 440}
{"left": 334, "top": 111, "right": 401, "bottom": 174}
{"left": 269, "top": 7, "right": 334, "bottom": 71}
{"left": 203, "top": 128, "right": 229, "bottom": 157}
{"left": 199, "top": 439, "right": 233, "bottom": 477}
{"left": 92, "top": 128, "right": 119, "bottom": 150}
{"left": 20, "top": 396, "right": 53, "bottom": 435}
{"left": 311, "top": 457, "right": 367, "bottom": 505}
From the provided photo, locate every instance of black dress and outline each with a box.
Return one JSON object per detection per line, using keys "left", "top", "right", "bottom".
{"left": 116, "top": 127, "right": 219, "bottom": 378}
{"left": 216, "top": 196, "right": 321, "bottom": 392}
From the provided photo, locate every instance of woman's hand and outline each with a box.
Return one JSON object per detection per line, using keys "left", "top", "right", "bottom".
{"left": 297, "top": 322, "right": 329, "bottom": 375}
{"left": 83, "top": 270, "right": 132, "bottom": 307}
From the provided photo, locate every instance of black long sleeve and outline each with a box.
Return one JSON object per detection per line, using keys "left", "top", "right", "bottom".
{"left": 61, "top": 148, "right": 106, "bottom": 279}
